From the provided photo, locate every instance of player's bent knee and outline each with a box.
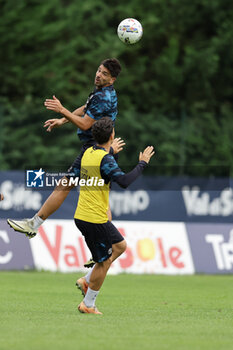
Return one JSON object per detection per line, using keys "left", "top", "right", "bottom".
{"left": 105, "top": 256, "right": 113, "bottom": 267}
{"left": 97, "top": 258, "right": 112, "bottom": 270}
{"left": 107, "top": 256, "right": 113, "bottom": 265}
{"left": 121, "top": 239, "right": 127, "bottom": 253}
{"left": 113, "top": 239, "right": 127, "bottom": 255}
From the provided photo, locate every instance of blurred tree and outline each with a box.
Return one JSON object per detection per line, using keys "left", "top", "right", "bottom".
{"left": 0, "top": 0, "right": 233, "bottom": 175}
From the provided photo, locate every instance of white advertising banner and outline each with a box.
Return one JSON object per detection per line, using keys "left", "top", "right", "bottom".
{"left": 29, "top": 220, "right": 89, "bottom": 272}
{"left": 29, "top": 220, "right": 194, "bottom": 274}
{"left": 112, "top": 221, "right": 194, "bottom": 275}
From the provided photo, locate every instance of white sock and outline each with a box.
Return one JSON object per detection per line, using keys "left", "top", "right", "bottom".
{"left": 84, "top": 287, "right": 99, "bottom": 308}
{"left": 30, "top": 215, "right": 44, "bottom": 229}
{"left": 85, "top": 266, "right": 95, "bottom": 284}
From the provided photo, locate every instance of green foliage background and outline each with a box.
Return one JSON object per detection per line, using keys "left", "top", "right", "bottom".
{"left": 1, "top": 0, "right": 233, "bottom": 175}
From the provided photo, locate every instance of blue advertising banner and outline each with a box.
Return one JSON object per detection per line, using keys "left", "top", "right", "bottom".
{"left": 186, "top": 223, "right": 233, "bottom": 274}
{"left": 0, "top": 219, "right": 34, "bottom": 270}
{"left": 1, "top": 171, "right": 233, "bottom": 222}
{"left": 110, "top": 175, "right": 233, "bottom": 222}
{"left": 0, "top": 171, "right": 78, "bottom": 221}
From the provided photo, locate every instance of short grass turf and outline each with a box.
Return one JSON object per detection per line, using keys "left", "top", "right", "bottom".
{"left": 0, "top": 272, "right": 232, "bottom": 350}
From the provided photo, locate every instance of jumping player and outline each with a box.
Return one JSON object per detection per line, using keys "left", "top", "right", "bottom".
{"left": 7, "top": 58, "right": 123, "bottom": 237}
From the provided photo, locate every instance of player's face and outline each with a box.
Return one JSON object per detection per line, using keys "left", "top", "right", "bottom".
{"left": 95, "top": 65, "right": 116, "bottom": 88}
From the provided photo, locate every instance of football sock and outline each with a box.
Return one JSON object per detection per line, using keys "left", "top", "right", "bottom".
{"left": 84, "top": 287, "right": 99, "bottom": 308}
{"left": 31, "top": 215, "right": 44, "bottom": 229}
{"left": 85, "top": 266, "right": 95, "bottom": 284}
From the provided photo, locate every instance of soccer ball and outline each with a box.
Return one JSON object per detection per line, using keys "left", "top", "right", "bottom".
{"left": 117, "top": 18, "right": 143, "bottom": 44}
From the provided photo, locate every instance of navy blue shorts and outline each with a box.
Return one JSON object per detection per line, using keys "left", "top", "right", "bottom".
{"left": 74, "top": 219, "right": 124, "bottom": 263}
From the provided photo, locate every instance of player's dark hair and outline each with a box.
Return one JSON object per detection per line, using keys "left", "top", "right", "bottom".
{"left": 101, "top": 58, "right": 121, "bottom": 78}
{"left": 92, "top": 117, "right": 114, "bottom": 144}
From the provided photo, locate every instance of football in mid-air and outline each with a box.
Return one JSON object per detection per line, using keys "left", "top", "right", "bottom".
{"left": 117, "top": 18, "right": 143, "bottom": 44}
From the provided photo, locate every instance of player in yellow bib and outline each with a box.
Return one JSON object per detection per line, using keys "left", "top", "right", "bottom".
{"left": 75, "top": 117, "right": 155, "bottom": 315}
{"left": 74, "top": 146, "right": 110, "bottom": 223}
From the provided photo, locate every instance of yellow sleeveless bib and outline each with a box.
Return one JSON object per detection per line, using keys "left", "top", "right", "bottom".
{"left": 74, "top": 147, "right": 110, "bottom": 223}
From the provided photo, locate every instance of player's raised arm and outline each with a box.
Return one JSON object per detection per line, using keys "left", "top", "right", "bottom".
{"left": 110, "top": 137, "right": 126, "bottom": 154}
{"left": 139, "top": 146, "right": 155, "bottom": 163}
{"left": 44, "top": 96, "right": 93, "bottom": 130}
{"left": 113, "top": 146, "right": 154, "bottom": 188}
{"left": 73, "top": 105, "right": 86, "bottom": 116}
{"left": 43, "top": 105, "right": 86, "bottom": 132}
{"left": 43, "top": 118, "right": 66, "bottom": 132}
{"left": 100, "top": 145, "right": 155, "bottom": 189}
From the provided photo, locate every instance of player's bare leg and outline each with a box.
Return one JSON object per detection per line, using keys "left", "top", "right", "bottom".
{"left": 112, "top": 240, "right": 127, "bottom": 261}
{"left": 76, "top": 239, "right": 126, "bottom": 294}
{"left": 78, "top": 258, "right": 112, "bottom": 315}
{"left": 84, "top": 239, "right": 126, "bottom": 269}
{"left": 89, "top": 258, "right": 112, "bottom": 291}
{"left": 37, "top": 177, "right": 75, "bottom": 220}
{"left": 7, "top": 177, "right": 74, "bottom": 237}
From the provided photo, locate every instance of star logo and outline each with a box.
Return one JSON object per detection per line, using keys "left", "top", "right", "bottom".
{"left": 33, "top": 168, "right": 45, "bottom": 181}
{"left": 26, "top": 168, "right": 45, "bottom": 188}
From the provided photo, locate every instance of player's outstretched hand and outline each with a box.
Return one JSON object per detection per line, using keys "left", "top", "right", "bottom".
{"left": 111, "top": 137, "right": 126, "bottom": 154}
{"left": 44, "top": 118, "right": 64, "bottom": 132}
{"left": 139, "top": 146, "right": 155, "bottom": 164}
{"left": 44, "top": 95, "right": 63, "bottom": 113}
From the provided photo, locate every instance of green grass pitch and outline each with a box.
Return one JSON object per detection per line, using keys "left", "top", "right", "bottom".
{"left": 0, "top": 272, "right": 232, "bottom": 350}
